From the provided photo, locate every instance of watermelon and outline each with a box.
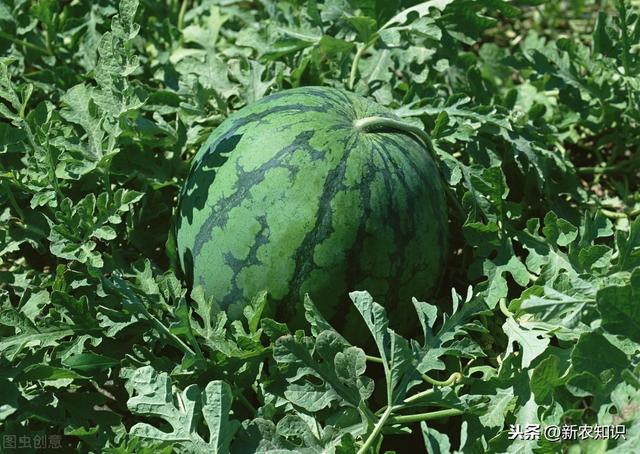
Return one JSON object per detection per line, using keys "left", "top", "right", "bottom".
{"left": 176, "top": 86, "right": 448, "bottom": 336}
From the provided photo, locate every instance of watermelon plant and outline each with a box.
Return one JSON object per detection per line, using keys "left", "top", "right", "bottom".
{"left": 2, "top": 0, "right": 640, "bottom": 453}
{"left": 175, "top": 86, "right": 448, "bottom": 338}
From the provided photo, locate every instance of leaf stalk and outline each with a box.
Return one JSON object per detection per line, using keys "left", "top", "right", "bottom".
{"left": 387, "top": 408, "right": 464, "bottom": 425}
{"left": 358, "top": 406, "right": 393, "bottom": 454}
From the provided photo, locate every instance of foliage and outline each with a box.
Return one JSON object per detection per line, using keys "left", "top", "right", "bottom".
{"left": 1, "top": 0, "right": 639, "bottom": 452}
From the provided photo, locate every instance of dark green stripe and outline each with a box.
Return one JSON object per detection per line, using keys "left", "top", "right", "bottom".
{"left": 342, "top": 147, "right": 375, "bottom": 310}
{"left": 283, "top": 132, "right": 359, "bottom": 311}
{"left": 191, "top": 129, "right": 316, "bottom": 260}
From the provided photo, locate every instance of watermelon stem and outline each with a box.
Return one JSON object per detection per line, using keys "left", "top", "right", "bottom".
{"left": 367, "top": 355, "right": 463, "bottom": 388}
{"left": 234, "top": 388, "right": 257, "bottom": 415}
{"left": 353, "top": 116, "right": 434, "bottom": 157}
{"left": 498, "top": 297, "right": 513, "bottom": 318}
{"left": 358, "top": 406, "right": 393, "bottom": 454}
{"left": 348, "top": 41, "right": 375, "bottom": 90}
{"left": 421, "top": 371, "right": 463, "bottom": 388}
{"left": 387, "top": 408, "right": 465, "bottom": 425}
{"left": 365, "top": 354, "right": 384, "bottom": 364}
{"left": 177, "top": 0, "right": 188, "bottom": 29}
{"left": 354, "top": 116, "right": 467, "bottom": 221}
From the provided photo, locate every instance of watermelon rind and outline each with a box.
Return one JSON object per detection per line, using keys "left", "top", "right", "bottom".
{"left": 176, "top": 86, "right": 448, "bottom": 336}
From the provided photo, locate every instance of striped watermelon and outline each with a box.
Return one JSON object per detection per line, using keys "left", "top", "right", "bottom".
{"left": 176, "top": 87, "right": 448, "bottom": 336}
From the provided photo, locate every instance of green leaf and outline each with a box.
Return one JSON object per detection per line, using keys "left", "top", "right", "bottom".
{"left": 19, "top": 364, "right": 86, "bottom": 381}
{"left": 421, "top": 423, "right": 451, "bottom": 454}
{"left": 380, "top": 0, "right": 454, "bottom": 30}
{"left": 571, "top": 332, "right": 630, "bottom": 379}
{"left": 0, "top": 122, "right": 26, "bottom": 148}
{"left": 502, "top": 317, "right": 549, "bottom": 368}
{"left": 607, "top": 418, "right": 640, "bottom": 453}
{"left": 181, "top": 6, "right": 224, "bottom": 51}
{"left": 345, "top": 16, "right": 378, "bottom": 42}
{"left": 60, "top": 84, "right": 105, "bottom": 163}
{"left": 47, "top": 189, "right": 143, "bottom": 267}
{"left": 243, "top": 289, "right": 268, "bottom": 334}
{"left": 0, "top": 378, "right": 19, "bottom": 421}
{"left": 530, "top": 355, "right": 563, "bottom": 404}
{"left": 319, "top": 36, "right": 354, "bottom": 56}
{"left": 597, "top": 271, "right": 640, "bottom": 342}
{"left": 62, "top": 353, "right": 120, "bottom": 371}
{"left": 304, "top": 293, "right": 343, "bottom": 338}
{"left": 127, "top": 366, "right": 239, "bottom": 453}
{"left": 0, "top": 328, "right": 75, "bottom": 359}
{"left": 615, "top": 217, "right": 640, "bottom": 271}
{"left": 228, "top": 60, "right": 274, "bottom": 104}
{"left": 350, "top": 291, "right": 416, "bottom": 404}
{"left": 479, "top": 387, "right": 514, "bottom": 428}
{"left": 349, "top": 291, "right": 391, "bottom": 367}
{"left": 273, "top": 331, "right": 372, "bottom": 412}
{"left": 593, "top": 12, "right": 615, "bottom": 57}
{"left": 542, "top": 211, "right": 578, "bottom": 247}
